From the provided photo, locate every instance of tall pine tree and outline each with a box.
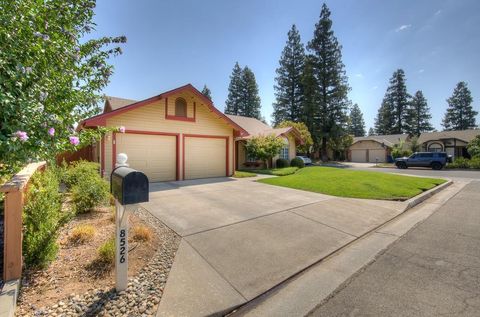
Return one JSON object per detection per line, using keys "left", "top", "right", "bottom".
{"left": 375, "top": 69, "right": 410, "bottom": 134}
{"left": 368, "top": 127, "right": 375, "bottom": 136}
{"left": 348, "top": 104, "right": 366, "bottom": 136}
{"left": 307, "top": 4, "right": 350, "bottom": 160}
{"left": 224, "top": 62, "right": 243, "bottom": 115}
{"left": 301, "top": 56, "right": 319, "bottom": 149}
{"left": 442, "top": 82, "right": 478, "bottom": 130}
{"left": 201, "top": 85, "right": 212, "bottom": 100}
{"left": 405, "top": 90, "right": 433, "bottom": 136}
{"left": 272, "top": 24, "right": 305, "bottom": 125}
{"left": 240, "top": 66, "right": 262, "bottom": 119}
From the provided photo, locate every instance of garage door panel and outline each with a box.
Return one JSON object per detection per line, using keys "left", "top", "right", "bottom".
{"left": 116, "top": 133, "right": 176, "bottom": 182}
{"left": 351, "top": 150, "right": 367, "bottom": 163}
{"left": 368, "top": 149, "right": 386, "bottom": 163}
{"left": 185, "top": 137, "right": 226, "bottom": 180}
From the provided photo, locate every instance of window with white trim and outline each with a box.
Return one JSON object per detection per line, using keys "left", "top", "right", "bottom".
{"left": 279, "top": 137, "right": 289, "bottom": 160}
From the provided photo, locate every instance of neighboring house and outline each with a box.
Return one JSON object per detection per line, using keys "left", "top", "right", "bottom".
{"left": 225, "top": 115, "right": 303, "bottom": 169}
{"left": 418, "top": 130, "right": 480, "bottom": 159}
{"left": 348, "top": 134, "right": 409, "bottom": 163}
{"left": 79, "top": 84, "right": 302, "bottom": 182}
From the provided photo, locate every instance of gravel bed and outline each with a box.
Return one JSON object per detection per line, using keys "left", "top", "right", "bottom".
{"left": 19, "top": 207, "right": 180, "bottom": 317}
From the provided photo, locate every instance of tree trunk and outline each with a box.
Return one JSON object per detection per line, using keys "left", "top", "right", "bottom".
{"left": 321, "top": 137, "right": 328, "bottom": 161}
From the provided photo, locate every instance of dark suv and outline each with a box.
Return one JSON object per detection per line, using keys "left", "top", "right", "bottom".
{"left": 395, "top": 152, "right": 449, "bottom": 170}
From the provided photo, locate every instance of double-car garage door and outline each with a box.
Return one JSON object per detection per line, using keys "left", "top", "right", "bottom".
{"left": 350, "top": 149, "right": 386, "bottom": 163}
{"left": 115, "top": 133, "right": 227, "bottom": 182}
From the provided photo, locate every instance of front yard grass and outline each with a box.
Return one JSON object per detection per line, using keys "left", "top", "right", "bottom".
{"left": 258, "top": 166, "right": 446, "bottom": 200}
{"left": 249, "top": 167, "right": 299, "bottom": 176}
{"left": 233, "top": 171, "right": 257, "bottom": 178}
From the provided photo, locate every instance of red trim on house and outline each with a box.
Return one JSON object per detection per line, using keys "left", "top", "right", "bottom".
{"left": 111, "top": 130, "right": 180, "bottom": 181}
{"left": 165, "top": 98, "right": 196, "bottom": 122}
{"left": 101, "top": 136, "right": 105, "bottom": 177}
{"left": 112, "top": 132, "right": 117, "bottom": 171}
{"left": 182, "top": 134, "right": 230, "bottom": 180}
{"left": 79, "top": 84, "right": 248, "bottom": 135}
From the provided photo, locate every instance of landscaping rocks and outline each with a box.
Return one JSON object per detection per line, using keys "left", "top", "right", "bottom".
{"left": 17, "top": 207, "right": 180, "bottom": 317}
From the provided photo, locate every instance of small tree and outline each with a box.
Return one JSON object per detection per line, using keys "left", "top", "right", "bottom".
{"left": 276, "top": 121, "right": 313, "bottom": 154}
{"left": 409, "top": 135, "right": 421, "bottom": 152}
{"left": 245, "top": 135, "right": 285, "bottom": 169}
{"left": 201, "top": 85, "right": 212, "bottom": 100}
{"left": 467, "top": 135, "right": 480, "bottom": 158}
{"left": 327, "top": 134, "right": 353, "bottom": 161}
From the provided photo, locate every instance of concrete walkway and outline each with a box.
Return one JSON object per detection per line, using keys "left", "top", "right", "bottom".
{"left": 141, "top": 177, "right": 407, "bottom": 317}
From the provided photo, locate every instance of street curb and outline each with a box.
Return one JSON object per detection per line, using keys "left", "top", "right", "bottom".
{"left": 403, "top": 179, "right": 453, "bottom": 212}
{"left": 0, "top": 279, "right": 20, "bottom": 317}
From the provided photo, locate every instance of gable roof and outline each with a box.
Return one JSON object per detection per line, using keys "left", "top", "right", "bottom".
{"left": 353, "top": 134, "right": 409, "bottom": 147}
{"left": 79, "top": 84, "right": 248, "bottom": 136}
{"left": 418, "top": 129, "right": 480, "bottom": 144}
{"left": 104, "top": 96, "right": 137, "bottom": 112}
{"left": 226, "top": 114, "right": 303, "bottom": 143}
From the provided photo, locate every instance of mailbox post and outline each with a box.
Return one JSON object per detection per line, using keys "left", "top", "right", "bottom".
{"left": 111, "top": 153, "right": 149, "bottom": 291}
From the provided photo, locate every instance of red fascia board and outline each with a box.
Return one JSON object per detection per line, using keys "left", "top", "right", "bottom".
{"left": 80, "top": 84, "right": 248, "bottom": 136}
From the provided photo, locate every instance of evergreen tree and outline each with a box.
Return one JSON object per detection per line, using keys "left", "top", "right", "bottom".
{"left": 240, "top": 66, "right": 262, "bottom": 119}
{"left": 348, "top": 104, "right": 366, "bottom": 136}
{"left": 442, "top": 82, "right": 478, "bottom": 130}
{"left": 301, "top": 56, "right": 319, "bottom": 151}
{"left": 201, "top": 85, "right": 212, "bottom": 100}
{"left": 368, "top": 127, "right": 375, "bottom": 136}
{"left": 307, "top": 4, "right": 350, "bottom": 160}
{"left": 272, "top": 24, "right": 305, "bottom": 125}
{"left": 405, "top": 90, "right": 434, "bottom": 136}
{"left": 375, "top": 69, "right": 410, "bottom": 134}
{"left": 374, "top": 99, "right": 395, "bottom": 135}
{"left": 224, "top": 62, "right": 243, "bottom": 115}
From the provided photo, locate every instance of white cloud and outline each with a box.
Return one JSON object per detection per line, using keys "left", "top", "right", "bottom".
{"left": 395, "top": 24, "right": 412, "bottom": 32}
{"left": 372, "top": 86, "right": 378, "bottom": 90}
{"left": 418, "top": 69, "right": 425, "bottom": 73}
{"left": 354, "top": 73, "right": 363, "bottom": 78}
{"left": 434, "top": 10, "right": 442, "bottom": 16}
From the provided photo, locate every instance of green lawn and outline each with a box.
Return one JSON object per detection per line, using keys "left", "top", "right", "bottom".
{"left": 233, "top": 171, "right": 257, "bottom": 178}
{"left": 245, "top": 167, "right": 299, "bottom": 176}
{"left": 258, "top": 166, "right": 446, "bottom": 200}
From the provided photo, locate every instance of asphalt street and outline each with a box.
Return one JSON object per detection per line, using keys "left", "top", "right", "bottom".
{"left": 308, "top": 180, "right": 480, "bottom": 317}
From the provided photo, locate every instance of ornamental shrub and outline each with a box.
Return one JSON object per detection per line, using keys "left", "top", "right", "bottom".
{"left": 448, "top": 157, "right": 470, "bottom": 169}
{"left": 469, "top": 157, "right": 480, "bottom": 169}
{"left": 290, "top": 157, "right": 305, "bottom": 168}
{"left": 97, "top": 237, "right": 115, "bottom": 264}
{"left": 276, "top": 158, "right": 290, "bottom": 168}
{"left": 71, "top": 173, "right": 109, "bottom": 214}
{"left": 23, "top": 168, "right": 63, "bottom": 268}
{"left": 64, "top": 160, "right": 100, "bottom": 188}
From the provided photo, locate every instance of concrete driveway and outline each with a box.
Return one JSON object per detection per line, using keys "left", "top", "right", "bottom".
{"left": 141, "top": 177, "right": 406, "bottom": 317}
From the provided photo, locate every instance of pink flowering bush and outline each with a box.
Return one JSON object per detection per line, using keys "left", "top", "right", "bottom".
{"left": 0, "top": 0, "right": 126, "bottom": 176}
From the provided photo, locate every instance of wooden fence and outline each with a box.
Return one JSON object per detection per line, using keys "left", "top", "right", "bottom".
{"left": 0, "top": 162, "right": 46, "bottom": 281}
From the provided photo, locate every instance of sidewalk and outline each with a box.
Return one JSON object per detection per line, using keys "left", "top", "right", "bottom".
{"left": 309, "top": 181, "right": 480, "bottom": 316}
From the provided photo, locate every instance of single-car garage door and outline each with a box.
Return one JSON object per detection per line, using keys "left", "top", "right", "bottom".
{"left": 368, "top": 149, "right": 386, "bottom": 163}
{"left": 116, "top": 133, "right": 177, "bottom": 182}
{"left": 351, "top": 149, "right": 367, "bottom": 162}
{"left": 184, "top": 136, "right": 227, "bottom": 180}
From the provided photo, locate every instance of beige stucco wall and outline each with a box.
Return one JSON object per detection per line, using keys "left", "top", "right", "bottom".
{"left": 103, "top": 90, "right": 234, "bottom": 179}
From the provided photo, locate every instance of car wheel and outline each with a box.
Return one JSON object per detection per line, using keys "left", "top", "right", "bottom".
{"left": 396, "top": 162, "right": 407, "bottom": 169}
{"left": 431, "top": 162, "right": 442, "bottom": 170}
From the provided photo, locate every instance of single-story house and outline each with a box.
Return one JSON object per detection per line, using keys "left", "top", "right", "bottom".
{"left": 348, "top": 134, "right": 410, "bottom": 163}
{"left": 418, "top": 129, "right": 480, "bottom": 159}
{"left": 225, "top": 114, "right": 303, "bottom": 169}
{"left": 79, "top": 84, "right": 302, "bottom": 182}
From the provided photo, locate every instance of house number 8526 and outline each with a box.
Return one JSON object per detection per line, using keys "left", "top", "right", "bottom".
{"left": 119, "top": 229, "right": 127, "bottom": 263}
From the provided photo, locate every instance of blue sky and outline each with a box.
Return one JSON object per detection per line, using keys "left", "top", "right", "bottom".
{"left": 91, "top": 0, "right": 480, "bottom": 130}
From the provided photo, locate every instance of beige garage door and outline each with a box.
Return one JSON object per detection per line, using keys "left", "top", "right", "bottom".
{"left": 184, "top": 137, "right": 226, "bottom": 180}
{"left": 351, "top": 150, "right": 367, "bottom": 162}
{"left": 368, "top": 149, "right": 386, "bottom": 163}
{"left": 116, "top": 133, "right": 177, "bottom": 182}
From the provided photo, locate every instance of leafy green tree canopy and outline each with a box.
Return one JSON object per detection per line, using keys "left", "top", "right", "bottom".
{"left": 245, "top": 134, "right": 285, "bottom": 168}
{"left": 467, "top": 135, "right": 480, "bottom": 158}
{"left": 276, "top": 120, "right": 313, "bottom": 153}
{"left": 0, "top": 0, "right": 125, "bottom": 175}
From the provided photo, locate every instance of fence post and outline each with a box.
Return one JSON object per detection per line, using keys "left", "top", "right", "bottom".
{"left": 0, "top": 161, "right": 46, "bottom": 282}
{"left": 3, "top": 190, "right": 23, "bottom": 281}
